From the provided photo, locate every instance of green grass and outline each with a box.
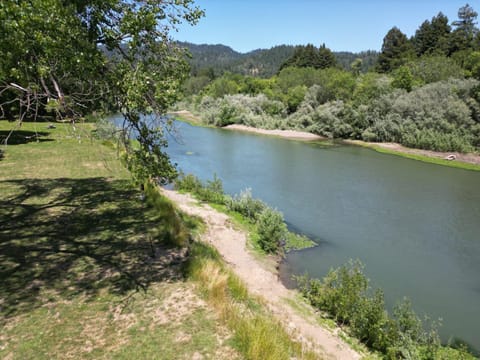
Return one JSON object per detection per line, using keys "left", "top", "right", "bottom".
{"left": 0, "top": 120, "right": 239, "bottom": 359}
{"left": 372, "top": 146, "right": 480, "bottom": 171}
{"left": 349, "top": 140, "right": 480, "bottom": 172}
{"left": 169, "top": 112, "right": 214, "bottom": 128}
{"left": 284, "top": 233, "right": 317, "bottom": 253}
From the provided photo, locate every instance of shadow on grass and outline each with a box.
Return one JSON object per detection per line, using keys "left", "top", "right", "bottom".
{"left": 0, "top": 177, "right": 194, "bottom": 318}
{"left": 0, "top": 130, "right": 53, "bottom": 145}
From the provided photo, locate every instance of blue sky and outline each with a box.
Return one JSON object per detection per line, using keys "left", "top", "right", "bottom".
{"left": 175, "top": 0, "right": 475, "bottom": 53}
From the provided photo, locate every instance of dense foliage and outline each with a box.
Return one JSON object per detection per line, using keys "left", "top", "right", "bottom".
{"left": 296, "top": 261, "right": 474, "bottom": 359}
{"left": 180, "top": 42, "right": 379, "bottom": 79}
{"left": 0, "top": 0, "right": 204, "bottom": 182}
{"left": 279, "top": 43, "right": 337, "bottom": 71}
{"left": 178, "top": 4, "right": 480, "bottom": 153}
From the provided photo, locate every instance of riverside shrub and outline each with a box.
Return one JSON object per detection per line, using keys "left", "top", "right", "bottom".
{"left": 256, "top": 208, "right": 288, "bottom": 253}
{"left": 294, "top": 261, "right": 472, "bottom": 358}
{"left": 225, "top": 188, "right": 266, "bottom": 221}
{"left": 175, "top": 173, "right": 225, "bottom": 204}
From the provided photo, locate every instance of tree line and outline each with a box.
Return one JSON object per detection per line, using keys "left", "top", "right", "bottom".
{"left": 179, "top": 4, "right": 480, "bottom": 153}
{"left": 181, "top": 41, "right": 379, "bottom": 78}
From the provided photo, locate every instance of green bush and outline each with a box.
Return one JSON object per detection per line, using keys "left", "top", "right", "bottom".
{"left": 175, "top": 173, "right": 225, "bottom": 204}
{"left": 295, "top": 260, "right": 450, "bottom": 358}
{"left": 93, "top": 117, "right": 118, "bottom": 141}
{"left": 175, "top": 172, "right": 203, "bottom": 193}
{"left": 408, "top": 55, "right": 464, "bottom": 84}
{"left": 256, "top": 208, "right": 287, "bottom": 253}
{"left": 202, "top": 173, "right": 225, "bottom": 204}
{"left": 225, "top": 188, "right": 266, "bottom": 221}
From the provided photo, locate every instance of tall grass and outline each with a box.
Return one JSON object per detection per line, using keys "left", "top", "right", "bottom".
{"left": 143, "top": 181, "right": 191, "bottom": 247}
{"left": 184, "top": 242, "right": 319, "bottom": 360}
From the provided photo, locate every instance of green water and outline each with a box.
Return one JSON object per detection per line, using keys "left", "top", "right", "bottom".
{"left": 165, "top": 121, "right": 480, "bottom": 351}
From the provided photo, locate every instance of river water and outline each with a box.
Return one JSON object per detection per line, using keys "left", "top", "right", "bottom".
{"left": 162, "top": 121, "right": 480, "bottom": 350}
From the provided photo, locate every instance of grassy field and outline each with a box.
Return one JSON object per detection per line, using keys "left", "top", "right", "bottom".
{"left": 0, "top": 120, "right": 240, "bottom": 359}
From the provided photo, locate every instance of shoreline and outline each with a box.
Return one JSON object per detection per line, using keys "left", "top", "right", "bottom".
{"left": 223, "top": 124, "right": 325, "bottom": 141}
{"left": 170, "top": 109, "right": 480, "bottom": 170}
{"left": 344, "top": 139, "right": 480, "bottom": 170}
{"left": 160, "top": 187, "right": 362, "bottom": 359}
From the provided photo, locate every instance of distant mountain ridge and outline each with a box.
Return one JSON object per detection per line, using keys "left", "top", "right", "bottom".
{"left": 178, "top": 41, "right": 378, "bottom": 77}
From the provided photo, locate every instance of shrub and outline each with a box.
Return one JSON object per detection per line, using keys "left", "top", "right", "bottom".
{"left": 294, "top": 260, "right": 467, "bottom": 358}
{"left": 175, "top": 172, "right": 202, "bottom": 193}
{"left": 363, "top": 78, "right": 480, "bottom": 151}
{"left": 94, "top": 117, "right": 118, "bottom": 141}
{"left": 408, "top": 55, "right": 464, "bottom": 84}
{"left": 175, "top": 173, "right": 225, "bottom": 204}
{"left": 256, "top": 208, "right": 287, "bottom": 253}
{"left": 202, "top": 173, "right": 225, "bottom": 204}
{"left": 225, "top": 188, "right": 266, "bottom": 221}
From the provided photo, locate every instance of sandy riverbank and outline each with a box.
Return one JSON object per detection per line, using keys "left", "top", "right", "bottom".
{"left": 224, "top": 124, "right": 325, "bottom": 141}
{"left": 160, "top": 187, "right": 361, "bottom": 360}
{"left": 170, "top": 110, "right": 324, "bottom": 140}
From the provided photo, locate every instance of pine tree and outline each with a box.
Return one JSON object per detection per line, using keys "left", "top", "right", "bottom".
{"left": 451, "top": 3, "right": 479, "bottom": 52}
{"left": 376, "top": 27, "right": 415, "bottom": 73}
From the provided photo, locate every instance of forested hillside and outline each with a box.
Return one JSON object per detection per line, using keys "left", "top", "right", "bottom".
{"left": 178, "top": 4, "right": 480, "bottom": 153}
{"left": 180, "top": 41, "right": 378, "bottom": 77}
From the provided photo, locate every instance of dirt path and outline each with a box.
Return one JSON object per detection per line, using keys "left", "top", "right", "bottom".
{"left": 161, "top": 188, "right": 361, "bottom": 360}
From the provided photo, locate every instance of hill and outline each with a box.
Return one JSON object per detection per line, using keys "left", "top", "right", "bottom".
{"left": 178, "top": 41, "right": 378, "bottom": 77}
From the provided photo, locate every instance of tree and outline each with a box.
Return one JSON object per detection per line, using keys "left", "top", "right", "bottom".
{"left": 351, "top": 58, "right": 363, "bottom": 76}
{"left": 409, "top": 55, "right": 464, "bottom": 84}
{"left": 391, "top": 66, "right": 415, "bottom": 92}
{"left": 376, "top": 27, "right": 415, "bottom": 73}
{"left": 412, "top": 13, "right": 451, "bottom": 56}
{"left": 318, "top": 43, "right": 338, "bottom": 69}
{"left": 431, "top": 12, "right": 452, "bottom": 54}
{"left": 0, "top": 0, "right": 204, "bottom": 183}
{"left": 451, "top": 3, "right": 479, "bottom": 53}
{"left": 279, "top": 43, "right": 336, "bottom": 71}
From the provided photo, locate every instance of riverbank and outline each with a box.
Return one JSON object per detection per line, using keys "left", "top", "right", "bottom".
{"left": 170, "top": 110, "right": 325, "bottom": 141}
{"left": 345, "top": 139, "right": 480, "bottom": 171}
{"left": 169, "top": 110, "right": 205, "bottom": 126}
{"left": 224, "top": 124, "right": 325, "bottom": 141}
{"left": 160, "top": 187, "right": 362, "bottom": 360}
{"left": 171, "top": 110, "right": 480, "bottom": 170}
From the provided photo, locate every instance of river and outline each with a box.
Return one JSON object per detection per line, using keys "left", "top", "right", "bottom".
{"left": 162, "top": 121, "right": 480, "bottom": 351}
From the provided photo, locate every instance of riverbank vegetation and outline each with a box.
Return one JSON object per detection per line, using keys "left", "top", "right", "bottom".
{"left": 347, "top": 140, "right": 480, "bottom": 171}
{"left": 171, "top": 171, "right": 476, "bottom": 359}
{"left": 296, "top": 261, "right": 475, "bottom": 359}
{"left": 174, "top": 173, "right": 316, "bottom": 254}
{"left": 177, "top": 4, "right": 480, "bottom": 155}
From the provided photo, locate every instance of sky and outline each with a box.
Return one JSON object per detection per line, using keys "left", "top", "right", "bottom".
{"left": 174, "top": 0, "right": 475, "bottom": 53}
